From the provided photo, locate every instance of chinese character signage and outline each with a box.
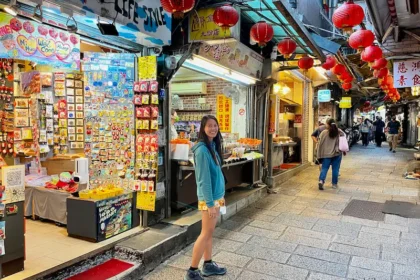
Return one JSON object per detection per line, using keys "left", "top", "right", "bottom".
{"left": 393, "top": 59, "right": 420, "bottom": 88}
{"left": 189, "top": 8, "right": 239, "bottom": 42}
{"left": 0, "top": 13, "right": 80, "bottom": 70}
{"left": 216, "top": 94, "right": 232, "bottom": 133}
{"left": 198, "top": 42, "right": 263, "bottom": 79}
{"left": 136, "top": 191, "right": 156, "bottom": 211}
{"left": 318, "top": 90, "right": 331, "bottom": 102}
{"left": 97, "top": 193, "right": 133, "bottom": 241}
{"left": 339, "top": 97, "right": 352, "bottom": 109}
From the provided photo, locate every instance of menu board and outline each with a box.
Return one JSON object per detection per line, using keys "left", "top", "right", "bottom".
{"left": 83, "top": 53, "right": 135, "bottom": 191}
{"left": 216, "top": 94, "right": 232, "bottom": 133}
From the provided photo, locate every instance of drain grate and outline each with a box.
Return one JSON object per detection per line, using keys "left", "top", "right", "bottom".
{"left": 341, "top": 199, "right": 385, "bottom": 221}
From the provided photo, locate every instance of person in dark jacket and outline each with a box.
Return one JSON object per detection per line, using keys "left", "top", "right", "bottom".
{"left": 387, "top": 116, "right": 401, "bottom": 153}
{"left": 373, "top": 116, "right": 385, "bottom": 147}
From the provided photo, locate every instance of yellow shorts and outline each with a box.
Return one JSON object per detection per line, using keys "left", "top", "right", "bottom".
{"left": 198, "top": 198, "right": 225, "bottom": 211}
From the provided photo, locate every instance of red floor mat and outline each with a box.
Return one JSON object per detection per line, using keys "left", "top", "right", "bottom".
{"left": 67, "top": 259, "right": 134, "bottom": 280}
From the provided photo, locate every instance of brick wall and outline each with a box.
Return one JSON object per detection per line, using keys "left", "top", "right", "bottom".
{"left": 382, "top": 36, "right": 420, "bottom": 55}
{"left": 173, "top": 79, "right": 235, "bottom": 116}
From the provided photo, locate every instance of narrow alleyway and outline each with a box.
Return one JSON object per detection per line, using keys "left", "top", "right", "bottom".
{"left": 144, "top": 145, "right": 420, "bottom": 280}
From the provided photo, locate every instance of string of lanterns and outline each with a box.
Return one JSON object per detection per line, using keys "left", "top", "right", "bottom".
{"left": 331, "top": 0, "right": 400, "bottom": 102}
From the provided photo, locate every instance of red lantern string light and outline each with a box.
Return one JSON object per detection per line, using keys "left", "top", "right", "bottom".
{"left": 332, "top": 0, "right": 365, "bottom": 33}
{"left": 160, "top": 0, "right": 195, "bottom": 19}
{"left": 361, "top": 45, "right": 383, "bottom": 64}
{"left": 250, "top": 21, "right": 274, "bottom": 47}
{"left": 298, "top": 55, "right": 314, "bottom": 70}
{"left": 364, "top": 101, "right": 371, "bottom": 107}
{"left": 277, "top": 38, "right": 297, "bottom": 59}
{"left": 213, "top": 5, "right": 239, "bottom": 30}
{"left": 374, "top": 67, "right": 389, "bottom": 79}
{"left": 322, "top": 55, "right": 336, "bottom": 70}
{"left": 332, "top": 64, "right": 346, "bottom": 76}
{"left": 348, "top": 29, "right": 375, "bottom": 51}
{"left": 372, "top": 58, "right": 388, "bottom": 70}
{"left": 339, "top": 71, "right": 352, "bottom": 82}
{"left": 342, "top": 82, "right": 352, "bottom": 91}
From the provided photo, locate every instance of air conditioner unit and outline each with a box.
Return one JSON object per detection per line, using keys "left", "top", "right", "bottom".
{"left": 170, "top": 82, "right": 207, "bottom": 95}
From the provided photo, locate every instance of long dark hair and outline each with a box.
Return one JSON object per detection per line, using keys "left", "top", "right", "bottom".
{"left": 198, "top": 115, "right": 223, "bottom": 165}
{"left": 327, "top": 118, "right": 339, "bottom": 139}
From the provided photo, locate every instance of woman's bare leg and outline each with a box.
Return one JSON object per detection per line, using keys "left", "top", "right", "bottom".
{"left": 191, "top": 210, "right": 218, "bottom": 267}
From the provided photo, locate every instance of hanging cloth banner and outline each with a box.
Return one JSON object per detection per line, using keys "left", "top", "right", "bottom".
{"left": 339, "top": 97, "right": 352, "bottom": 109}
{"left": 0, "top": 13, "right": 80, "bottom": 70}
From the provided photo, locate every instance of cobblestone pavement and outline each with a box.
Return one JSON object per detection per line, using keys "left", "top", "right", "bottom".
{"left": 144, "top": 145, "right": 420, "bottom": 280}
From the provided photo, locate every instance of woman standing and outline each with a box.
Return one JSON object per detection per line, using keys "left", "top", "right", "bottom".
{"left": 317, "top": 119, "right": 345, "bottom": 190}
{"left": 185, "top": 115, "right": 227, "bottom": 280}
{"left": 360, "top": 119, "right": 372, "bottom": 146}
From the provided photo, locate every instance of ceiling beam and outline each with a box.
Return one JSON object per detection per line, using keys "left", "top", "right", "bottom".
{"left": 381, "top": 24, "right": 395, "bottom": 43}
{"left": 272, "top": 0, "right": 326, "bottom": 62}
{"left": 403, "top": 29, "right": 420, "bottom": 43}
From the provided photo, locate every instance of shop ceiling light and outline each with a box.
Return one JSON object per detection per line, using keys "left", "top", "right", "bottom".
{"left": 4, "top": 0, "right": 19, "bottom": 16}
{"left": 97, "top": 15, "right": 119, "bottom": 36}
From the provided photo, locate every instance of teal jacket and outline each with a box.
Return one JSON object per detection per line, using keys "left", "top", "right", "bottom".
{"left": 192, "top": 141, "right": 225, "bottom": 207}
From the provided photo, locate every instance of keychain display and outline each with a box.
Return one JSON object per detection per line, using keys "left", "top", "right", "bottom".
{"left": 83, "top": 52, "right": 135, "bottom": 190}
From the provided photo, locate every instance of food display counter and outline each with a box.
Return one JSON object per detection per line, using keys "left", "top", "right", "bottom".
{"left": 171, "top": 156, "right": 262, "bottom": 210}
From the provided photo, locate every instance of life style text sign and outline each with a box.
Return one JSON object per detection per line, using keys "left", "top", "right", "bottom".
{"left": 0, "top": 13, "right": 80, "bottom": 70}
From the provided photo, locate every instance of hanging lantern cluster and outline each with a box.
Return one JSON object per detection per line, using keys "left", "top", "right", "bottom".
{"left": 331, "top": 63, "right": 353, "bottom": 91}
{"left": 332, "top": 0, "right": 365, "bottom": 33}
{"left": 297, "top": 55, "right": 314, "bottom": 71}
{"left": 160, "top": 0, "right": 195, "bottom": 19}
{"left": 361, "top": 45, "right": 383, "bottom": 64}
{"left": 379, "top": 74, "right": 400, "bottom": 102}
{"left": 277, "top": 38, "right": 297, "bottom": 59}
{"left": 250, "top": 21, "right": 274, "bottom": 47}
{"left": 213, "top": 4, "right": 239, "bottom": 30}
{"left": 322, "top": 55, "right": 336, "bottom": 70}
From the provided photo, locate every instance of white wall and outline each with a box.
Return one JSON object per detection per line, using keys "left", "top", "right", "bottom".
{"left": 230, "top": 85, "right": 248, "bottom": 138}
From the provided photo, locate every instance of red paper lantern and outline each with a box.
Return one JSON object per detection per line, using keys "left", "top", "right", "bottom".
{"left": 277, "top": 38, "right": 297, "bottom": 59}
{"left": 364, "top": 101, "right": 371, "bottom": 107}
{"left": 374, "top": 68, "right": 389, "bottom": 79}
{"left": 332, "top": 64, "right": 346, "bottom": 76}
{"left": 361, "top": 45, "right": 383, "bottom": 63}
{"left": 332, "top": 0, "right": 365, "bottom": 33}
{"left": 298, "top": 55, "right": 314, "bottom": 70}
{"left": 342, "top": 82, "right": 352, "bottom": 91}
{"left": 340, "top": 71, "right": 352, "bottom": 81}
{"left": 343, "top": 75, "right": 353, "bottom": 83}
{"left": 348, "top": 29, "right": 375, "bottom": 51}
{"left": 372, "top": 58, "right": 388, "bottom": 70}
{"left": 322, "top": 55, "right": 336, "bottom": 70}
{"left": 213, "top": 5, "right": 239, "bottom": 29}
{"left": 161, "top": 0, "right": 195, "bottom": 18}
{"left": 250, "top": 21, "right": 274, "bottom": 47}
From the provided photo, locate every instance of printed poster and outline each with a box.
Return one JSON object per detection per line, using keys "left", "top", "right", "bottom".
{"left": 97, "top": 193, "right": 132, "bottom": 241}
{"left": 136, "top": 191, "right": 156, "bottom": 212}
{"left": 0, "top": 12, "right": 80, "bottom": 70}
{"left": 216, "top": 94, "right": 232, "bottom": 133}
{"left": 1, "top": 165, "right": 25, "bottom": 203}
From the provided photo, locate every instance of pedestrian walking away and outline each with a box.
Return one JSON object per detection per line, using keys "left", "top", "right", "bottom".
{"left": 311, "top": 123, "right": 326, "bottom": 171}
{"left": 386, "top": 115, "right": 401, "bottom": 153}
{"left": 373, "top": 116, "right": 385, "bottom": 147}
{"left": 185, "top": 115, "right": 227, "bottom": 280}
{"left": 316, "top": 119, "right": 346, "bottom": 190}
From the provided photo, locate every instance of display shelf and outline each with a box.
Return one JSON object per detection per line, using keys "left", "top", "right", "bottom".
{"left": 176, "top": 109, "right": 212, "bottom": 113}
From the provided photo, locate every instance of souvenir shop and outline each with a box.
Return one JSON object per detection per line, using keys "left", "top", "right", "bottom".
{"left": 0, "top": 6, "right": 167, "bottom": 279}
{"left": 168, "top": 41, "right": 265, "bottom": 211}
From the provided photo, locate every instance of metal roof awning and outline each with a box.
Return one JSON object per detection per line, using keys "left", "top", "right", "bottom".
{"left": 241, "top": 0, "right": 325, "bottom": 61}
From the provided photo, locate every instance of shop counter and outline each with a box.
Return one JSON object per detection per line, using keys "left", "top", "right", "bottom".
{"left": 67, "top": 192, "right": 140, "bottom": 242}
{"left": 171, "top": 158, "right": 262, "bottom": 210}
{"left": 24, "top": 186, "right": 71, "bottom": 225}
{"left": 272, "top": 142, "right": 297, "bottom": 167}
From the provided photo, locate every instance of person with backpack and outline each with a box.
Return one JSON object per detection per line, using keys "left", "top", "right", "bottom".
{"left": 360, "top": 118, "right": 372, "bottom": 146}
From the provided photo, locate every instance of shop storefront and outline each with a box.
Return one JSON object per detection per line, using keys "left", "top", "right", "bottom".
{"left": 168, "top": 39, "right": 265, "bottom": 212}
{"left": 0, "top": 0, "right": 169, "bottom": 276}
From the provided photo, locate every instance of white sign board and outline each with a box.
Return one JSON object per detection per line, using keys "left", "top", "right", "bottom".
{"left": 393, "top": 59, "right": 420, "bottom": 88}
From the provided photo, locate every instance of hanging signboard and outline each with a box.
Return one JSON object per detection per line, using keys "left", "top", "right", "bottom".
{"left": 216, "top": 94, "right": 232, "bottom": 133}
{"left": 339, "top": 97, "right": 352, "bottom": 109}
{"left": 188, "top": 8, "right": 239, "bottom": 42}
{"left": 318, "top": 89, "right": 331, "bottom": 102}
{"left": 0, "top": 13, "right": 80, "bottom": 70}
{"left": 67, "top": 0, "right": 171, "bottom": 46}
{"left": 136, "top": 191, "right": 156, "bottom": 211}
{"left": 198, "top": 42, "right": 263, "bottom": 79}
{"left": 393, "top": 59, "right": 420, "bottom": 88}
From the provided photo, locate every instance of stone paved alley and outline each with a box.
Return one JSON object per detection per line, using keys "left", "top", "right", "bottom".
{"left": 144, "top": 145, "right": 420, "bottom": 280}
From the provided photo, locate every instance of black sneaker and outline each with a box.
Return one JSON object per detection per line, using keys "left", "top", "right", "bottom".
{"left": 318, "top": 181, "right": 324, "bottom": 191}
{"left": 393, "top": 150, "right": 396, "bottom": 153}
{"left": 389, "top": 148, "right": 392, "bottom": 151}
{"left": 185, "top": 269, "right": 204, "bottom": 280}
{"left": 202, "top": 261, "right": 227, "bottom": 277}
